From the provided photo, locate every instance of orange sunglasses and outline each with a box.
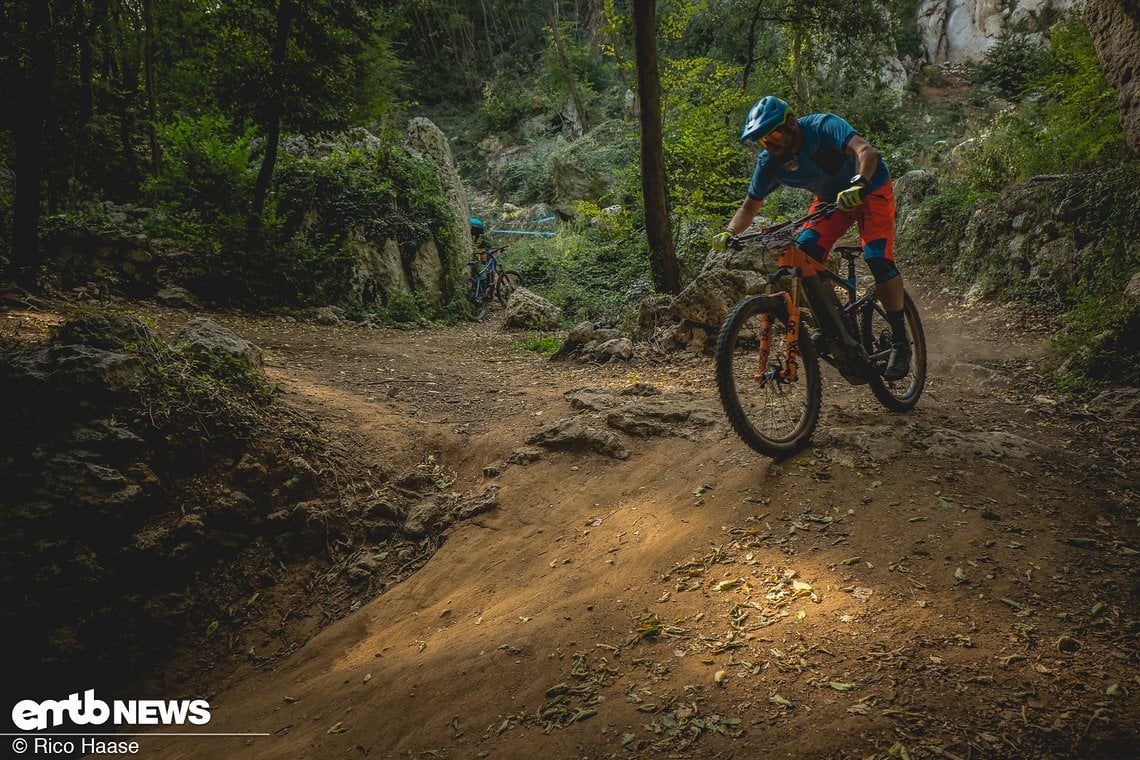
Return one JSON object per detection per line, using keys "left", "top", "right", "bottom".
{"left": 758, "top": 127, "right": 787, "bottom": 147}
{"left": 753, "top": 110, "right": 792, "bottom": 148}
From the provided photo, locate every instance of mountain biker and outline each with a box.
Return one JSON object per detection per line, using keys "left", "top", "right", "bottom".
{"left": 712, "top": 96, "right": 911, "bottom": 381}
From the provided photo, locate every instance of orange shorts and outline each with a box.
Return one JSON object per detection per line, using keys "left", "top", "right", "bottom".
{"left": 796, "top": 179, "right": 896, "bottom": 263}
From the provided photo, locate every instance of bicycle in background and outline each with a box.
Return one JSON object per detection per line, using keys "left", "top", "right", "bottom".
{"left": 467, "top": 245, "right": 522, "bottom": 321}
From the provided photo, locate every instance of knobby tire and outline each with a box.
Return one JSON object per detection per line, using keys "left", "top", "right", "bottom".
{"left": 861, "top": 290, "right": 927, "bottom": 411}
{"left": 466, "top": 276, "right": 490, "bottom": 321}
{"left": 715, "top": 295, "right": 822, "bottom": 459}
{"left": 497, "top": 270, "right": 522, "bottom": 307}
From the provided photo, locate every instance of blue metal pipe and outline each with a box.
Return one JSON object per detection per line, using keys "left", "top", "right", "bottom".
{"left": 490, "top": 229, "right": 556, "bottom": 237}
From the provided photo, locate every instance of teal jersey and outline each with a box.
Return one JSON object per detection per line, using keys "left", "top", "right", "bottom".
{"left": 746, "top": 113, "right": 890, "bottom": 202}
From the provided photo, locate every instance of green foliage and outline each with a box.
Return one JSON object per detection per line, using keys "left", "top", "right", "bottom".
{"left": 539, "top": 19, "right": 611, "bottom": 120}
{"left": 143, "top": 114, "right": 256, "bottom": 221}
{"left": 494, "top": 138, "right": 562, "bottom": 205}
{"left": 269, "top": 139, "right": 453, "bottom": 308}
{"left": 140, "top": 114, "right": 258, "bottom": 300}
{"left": 959, "top": 18, "right": 1128, "bottom": 187}
{"left": 1027, "top": 19, "right": 1128, "bottom": 168}
{"left": 1049, "top": 292, "right": 1140, "bottom": 393}
{"left": 373, "top": 289, "right": 430, "bottom": 326}
{"left": 139, "top": 122, "right": 453, "bottom": 310}
{"left": 510, "top": 334, "right": 562, "bottom": 356}
{"left": 897, "top": 182, "right": 995, "bottom": 268}
{"left": 661, "top": 58, "right": 753, "bottom": 219}
{"left": 887, "top": 0, "right": 924, "bottom": 58}
{"left": 503, "top": 213, "right": 653, "bottom": 325}
{"left": 1046, "top": 165, "right": 1140, "bottom": 390}
{"left": 902, "top": 16, "right": 1137, "bottom": 393}
{"left": 480, "top": 77, "right": 543, "bottom": 134}
{"left": 971, "top": 32, "right": 1050, "bottom": 100}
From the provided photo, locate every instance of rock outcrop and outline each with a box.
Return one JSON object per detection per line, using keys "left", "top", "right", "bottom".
{"left": 916, "top": 0, "right": 1077, "bottom": 63}
{"left": 1086, "top": 0, "right": 1140, "bottom": 154}
{"left": 404, "top": 117, "right": 474, "bottom": 285}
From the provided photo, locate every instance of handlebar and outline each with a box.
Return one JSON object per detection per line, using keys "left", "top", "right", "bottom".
{"left": 729, "top": 203, "right": 837, "bottom": 251}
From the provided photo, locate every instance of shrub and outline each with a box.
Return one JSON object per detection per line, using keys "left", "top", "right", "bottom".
{"left": 504, "top": 214, "right": 653, "bottom": 325}
{"left": 971, "top": 32, "right": 1050, "bottom": 100}
{"left": 661, "top": 57, "right": 753, "bottom": 219}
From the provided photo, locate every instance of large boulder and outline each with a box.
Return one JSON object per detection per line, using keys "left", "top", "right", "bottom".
{"left": 347, "top": 236, "right": 412, "bottom": 305}
{"left": 1086, "top": 0, "right": 1140, "bottom": 154}
{"left": 672, "top": 269, "right": 767, "bottom": 328}
{"left": 503, "top": 287, "right": 562, "bottom": 330}
{"left": 172, "top": 318, "right": 262, "bottom": 372}
{"left": 7, "top": 345, "right": 144, "bottom": 398}
{"left": 404, "top": 117, "right": 473, "bottom": 283}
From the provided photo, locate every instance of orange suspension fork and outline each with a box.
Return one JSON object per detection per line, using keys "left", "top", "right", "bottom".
{"left": 755, "top": 314, "right": 773, "bottom": 382}
{"left": 754, "top": 291, "right": 801, "bottom": 383}
{"left": 780, "top": 291, "right": 800, "bottom": 383}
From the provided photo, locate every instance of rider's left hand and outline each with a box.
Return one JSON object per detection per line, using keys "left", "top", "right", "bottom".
{"left": 836, "top": 175, "right": 869, "bottom": 211}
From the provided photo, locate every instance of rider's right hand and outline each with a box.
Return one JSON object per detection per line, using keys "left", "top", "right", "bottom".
{"left": 712, "top": 230, "right": 733, "bottom": 251}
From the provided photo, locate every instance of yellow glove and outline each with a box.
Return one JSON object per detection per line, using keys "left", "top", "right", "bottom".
{"left": 836, "top": 175, "right": 869, "bottom": 211}
{"left": 712, "top": 230, "right": 733, "bottom": 251}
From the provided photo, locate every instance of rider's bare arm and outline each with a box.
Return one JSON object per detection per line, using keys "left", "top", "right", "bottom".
{"left": 845, "top": 134, "right": 880, "bottom": 182}
{"left": 727, "top": 196, "right": 764, "bottom": 235}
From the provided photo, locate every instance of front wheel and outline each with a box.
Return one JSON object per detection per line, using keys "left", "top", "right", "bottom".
{"left": 860, "top": 289, "right": 927, "bottom": 411}
{"left": 496, "top": 270, "right": 522, "bottom": 307}
{"left": 466, "top": 277, "right": 490, "bottom": 321}
{"left": 715, "top": 295, "right": 822, "bottom": 459}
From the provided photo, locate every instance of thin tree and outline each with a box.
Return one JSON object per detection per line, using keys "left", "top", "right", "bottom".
{"left": 546, "top": 1, "right": 590, "bottom": 135}
{"left": 143, "top": 0, "right": 160, "bottom": 176}
{"left": 247, "top": 0, "right": 295, "bottom": 245}
{"left": 631, "top": 0, "right": 679, "bottom": 294}
{"left": 10, "top": 0, "right": 52, "bottom": 286}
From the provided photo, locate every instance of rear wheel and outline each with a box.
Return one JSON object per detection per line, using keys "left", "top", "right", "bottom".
{"left": 861, "top": 289, "right": 927, "bottom": 411}
{"left": 496, "top": 270, "right": 522, "bottom": 307}
{"left": 715, "top": 295, "right": 822, "bottom": 459}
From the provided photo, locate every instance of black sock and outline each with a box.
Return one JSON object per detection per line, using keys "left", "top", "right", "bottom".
{"left": 885, "top": 309, "right": 906, "bottom": 343}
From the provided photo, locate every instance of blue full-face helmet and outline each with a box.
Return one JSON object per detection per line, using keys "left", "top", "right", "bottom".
{"left": 741, "top": 96, "right": 792, "bottom": 142}
{"left": 470, "top": 217, "right": 485, "bottom": 236}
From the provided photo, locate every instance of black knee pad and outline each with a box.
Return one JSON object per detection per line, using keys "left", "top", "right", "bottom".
{"left": 867, "top": 258, "right": 899, "bottom": 284}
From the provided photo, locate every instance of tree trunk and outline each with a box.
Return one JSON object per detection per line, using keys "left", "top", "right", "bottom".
{"left": 247, "top": 0, "right": 295, "bottom": 245}
{"left": 143, "top": 0, "right": 160, "bottom": 176}
{"left": 10, "top": 0, "right": 52, "bottom": 286}
{"left": 742, "top": 1, "right": 764, "bottom": 91}
{"left": 630, "top": 0, "right": 679, "bottom": 294}
{"left": 547, "top": 2, "right": 590, "bottom": 136}
{"left": 793, "top": 26, "right": 806, "bottom": 104}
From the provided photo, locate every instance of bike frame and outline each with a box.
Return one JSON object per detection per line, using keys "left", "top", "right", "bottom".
{"left": 470, "top": 249, "right": 503, "bottom": 303}
{"left": 735, "top": 206, "right": 877, "bottom": 384}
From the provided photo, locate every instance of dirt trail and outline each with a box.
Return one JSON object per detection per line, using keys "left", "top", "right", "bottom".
{"left": 129, "top": 280, "right": 1137, "bottom": 760}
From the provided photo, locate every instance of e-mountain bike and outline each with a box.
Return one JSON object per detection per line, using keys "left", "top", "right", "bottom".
{"left": 714, "top": 203, "right": 927, "bottom": 459}
{"left": 467, "top": 246, "right": 522, "bottom": 321}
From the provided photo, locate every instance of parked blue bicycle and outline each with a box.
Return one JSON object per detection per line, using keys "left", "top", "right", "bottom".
{"left": 467, "top": 245, "right": 522, "bottom": 321}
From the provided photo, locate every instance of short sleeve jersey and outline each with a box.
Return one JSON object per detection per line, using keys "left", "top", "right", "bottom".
{"left": 746, "top": 113, "right": 890, "bottom": 203}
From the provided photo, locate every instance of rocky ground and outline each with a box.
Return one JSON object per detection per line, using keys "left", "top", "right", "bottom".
{"left": 3, "top": 273, "right": 1138, "bottom": 760}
